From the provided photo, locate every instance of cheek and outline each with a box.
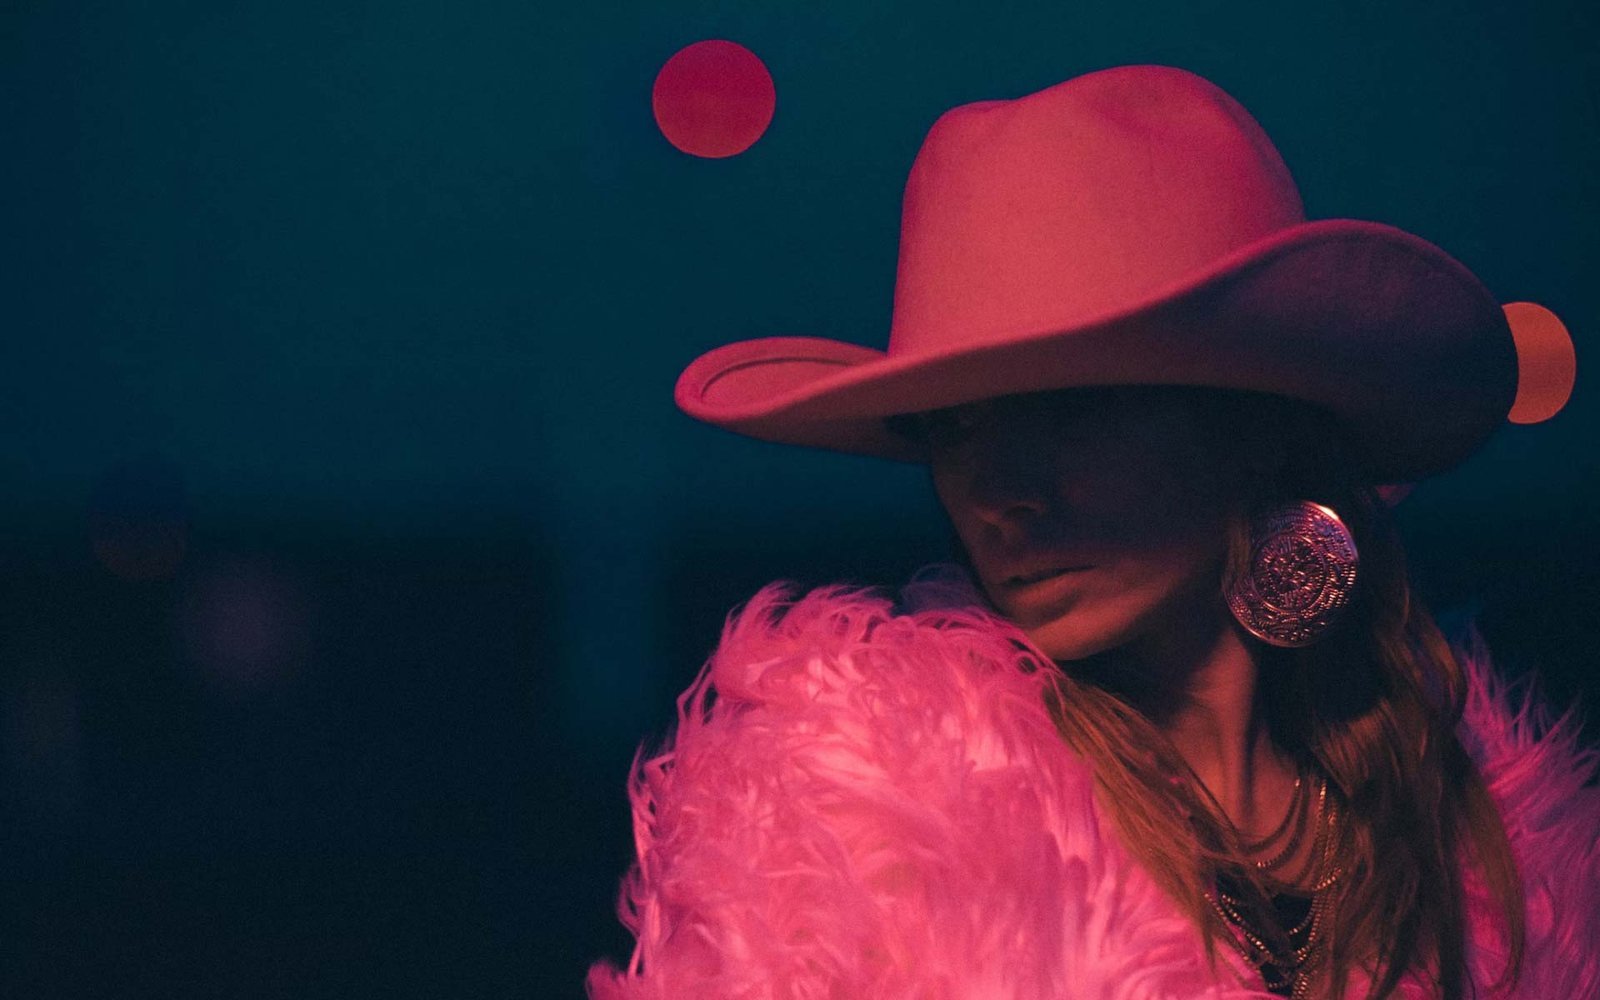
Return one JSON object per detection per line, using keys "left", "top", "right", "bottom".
{"left": 1099, "top": 493, "right": 1231, "bottom": 603}
{"left": 1020, "top": 534, "right": 1226, "bottom": 659}
{"left": 1081, "top": 449, "right": 1236, "bottom": 551}
{"left": 1069, "top": 488, "right": 1213, "bottom": 563}
{"left": 1090, "top": 545, "right": 1216, "bottom": 623}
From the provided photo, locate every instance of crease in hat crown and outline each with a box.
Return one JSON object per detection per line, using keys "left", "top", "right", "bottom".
{"left": 673, "top": 63, "right": 1517, "bottom": 484}
{"left": 887, "top": 65, "right": 1303, "bottom": 357}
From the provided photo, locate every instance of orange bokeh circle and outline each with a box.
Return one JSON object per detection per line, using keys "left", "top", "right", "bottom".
{"left": 1504, "top": 301, "right": 1576, "bottom": 425}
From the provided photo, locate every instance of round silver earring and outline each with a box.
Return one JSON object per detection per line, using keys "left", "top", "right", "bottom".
{"left": 1223, "top": 500, "right": 1360, "bottom": 648}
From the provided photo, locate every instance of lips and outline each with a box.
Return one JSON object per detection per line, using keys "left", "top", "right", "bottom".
{"left": 1001, "top": 565, "right": 1090, "bottom": 588}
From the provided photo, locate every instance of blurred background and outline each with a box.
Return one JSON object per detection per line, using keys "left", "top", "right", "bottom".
{"left": 0, "top": 1, "right": 1594, "bottom": 996}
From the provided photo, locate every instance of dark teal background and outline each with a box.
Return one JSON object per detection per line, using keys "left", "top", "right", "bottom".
{"left": 1, "top": 1, "right": 1595, "bottom": 997}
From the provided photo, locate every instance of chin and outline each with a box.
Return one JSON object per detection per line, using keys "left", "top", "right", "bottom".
{"left": 1019, "top": 615, "right": 1126, "bottom": 663}
{"left": 984, "top": 589, "right": 1118, "bottom": 661}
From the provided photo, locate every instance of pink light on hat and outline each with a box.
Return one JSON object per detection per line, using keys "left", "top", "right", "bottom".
{"left": 1503, "top": 302, "right": 1577, "bottom": 424}
{"left": 652, "top": 40, "right": 775, "bottom": 158}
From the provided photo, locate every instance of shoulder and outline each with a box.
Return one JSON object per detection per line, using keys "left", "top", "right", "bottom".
{"left": 589, "top": 565, "right": 1266, "bottom": 998}
{"left": 692, "top": 564, "right": 1072, "bottom": 753}
{"left": 652, "top": 564, "right": 1101, "bottom": 840}
{"left": 1452, "top": 629, "right": 1600, "bottom": 997}
{"left": 1453, "top": 628, "right": 1600, "bottom": 856}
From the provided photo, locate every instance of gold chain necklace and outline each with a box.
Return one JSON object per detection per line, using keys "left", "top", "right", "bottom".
{"left": 1239, "top": 771, "right": 1306, "bottom": 852}
{"left": 1201, "top": 771, "right": 1346, "bottom": 999}
{"left": 1245, "top": 771, "right": 1314, "bottom": 874}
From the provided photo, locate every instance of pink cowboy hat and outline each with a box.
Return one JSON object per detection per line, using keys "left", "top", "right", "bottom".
{"left": 673, "top": 63, "right": 1519, "bottom": 484}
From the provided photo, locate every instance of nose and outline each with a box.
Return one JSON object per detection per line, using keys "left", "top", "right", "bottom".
{"left": 962, "top": 439, "right": 1054, "bottom": 529}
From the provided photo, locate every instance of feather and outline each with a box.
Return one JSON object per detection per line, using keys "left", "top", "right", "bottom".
{"left": 1449, "top": 623, "right": 1600, "bottom": 998}
{"left": 587, "top": 566, "right": 1599, "bottom": 999}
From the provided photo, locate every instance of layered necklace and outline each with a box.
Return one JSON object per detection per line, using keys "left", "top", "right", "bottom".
{"left": 1200, "top": 769, "right": 1346, "bottom": 999}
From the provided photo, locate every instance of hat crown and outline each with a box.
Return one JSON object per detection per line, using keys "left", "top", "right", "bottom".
{"left": 890, "top": 65, "right": 1305, "bottom": 356}
{"left": 673, "top": 64, "right": 1515, "bottom": 484}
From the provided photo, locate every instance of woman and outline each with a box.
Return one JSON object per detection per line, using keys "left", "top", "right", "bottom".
{"left": 587, "top": 65, "right": 1598, "bottom": 998}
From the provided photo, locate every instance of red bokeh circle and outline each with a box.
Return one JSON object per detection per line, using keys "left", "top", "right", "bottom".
{"left": 652, "top": 40, "right": 775, "bottom": 158}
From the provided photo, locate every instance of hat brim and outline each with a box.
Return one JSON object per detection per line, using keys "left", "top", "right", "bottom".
{"left": 673, "top": 218, "right": 1517, "bottom": 483}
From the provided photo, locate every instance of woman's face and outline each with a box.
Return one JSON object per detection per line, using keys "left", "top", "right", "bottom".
{"left": 926, "top": 386, "right": 1252, "bottom": 662}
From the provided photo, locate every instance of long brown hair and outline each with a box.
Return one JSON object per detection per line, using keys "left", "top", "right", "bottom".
{"left": 889, "top": 386, "right": 1526, "bottom": 998}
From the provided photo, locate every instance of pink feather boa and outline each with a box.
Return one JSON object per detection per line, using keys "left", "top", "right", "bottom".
{"left": 588, "top": 565, "right": 1599, "bottom": 998}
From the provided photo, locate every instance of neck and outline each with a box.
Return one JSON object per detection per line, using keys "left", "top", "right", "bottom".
{"left": 1157, "top": 623, "right": 1289, "bottom": 833}
{"left": 1074, "top": 590, "right": 1297, "bottom": 836}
